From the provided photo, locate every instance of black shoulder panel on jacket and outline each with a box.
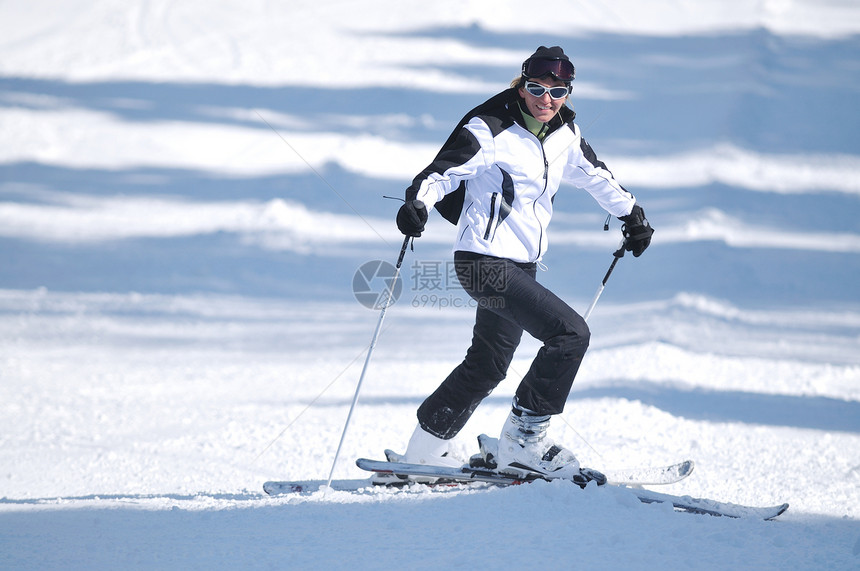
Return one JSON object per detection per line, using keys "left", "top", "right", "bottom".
{"left": 443, "top": 88, "right": 519, "bottom": 146}
{"left": 580, "top": 136, "right": 628, "bottom": 193}
{"left": 414, "top": 125, "right": 483, "bottom": 225}
{"left": 580, "top": 137, "right": 609, "bottom": 172}
{"left": 418, "top": 89, "right": 520, "bottom": 225}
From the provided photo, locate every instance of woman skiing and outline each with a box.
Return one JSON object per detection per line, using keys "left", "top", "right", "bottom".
{"left": 394, "top": 46, "right": 653, "bottom": 481}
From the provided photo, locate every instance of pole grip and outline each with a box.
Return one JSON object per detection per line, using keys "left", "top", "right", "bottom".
{"left": 394, "top": 235, "right": 411, "bottom": 270}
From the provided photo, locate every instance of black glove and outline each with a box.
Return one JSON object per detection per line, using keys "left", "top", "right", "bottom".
{"left": 396, "top": 199, "right": 428, "bottom": 237}
{"left": 618, "top": 204, "right": 654, "bottom": 257}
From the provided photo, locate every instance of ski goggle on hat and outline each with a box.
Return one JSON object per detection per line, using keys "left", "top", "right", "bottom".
{"left": 522, "top": 57, "right": 575, "bottom": 83}
{"left": 521, "top": 46, "right": 575, "bottom": 83}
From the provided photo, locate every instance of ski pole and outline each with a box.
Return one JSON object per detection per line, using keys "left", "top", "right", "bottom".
{"left": 325, "top": 230, "right": 413, "bottom": 492}
{"left": 582, "top": 241, "right": 626, "bottom": 322}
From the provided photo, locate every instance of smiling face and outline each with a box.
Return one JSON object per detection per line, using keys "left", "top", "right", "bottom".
{"left": 518, "top": 77, "right": 568, "bottom": 123}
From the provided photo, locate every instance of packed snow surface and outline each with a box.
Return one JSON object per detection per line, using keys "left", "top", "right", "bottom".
{"left": 1, "top": 1, "right": 859, "bottom": 569}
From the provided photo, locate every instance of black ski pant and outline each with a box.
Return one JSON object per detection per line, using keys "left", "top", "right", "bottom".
{"left": 417, "top": 251, "right": 590, "bottom": 440}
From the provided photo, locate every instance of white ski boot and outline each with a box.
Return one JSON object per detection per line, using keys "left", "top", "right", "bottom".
{"left": 493, "top": 408, "right": 582, "bottom": 480}
{"left": 372, "top": 425, "right": 462, "bottom": 485}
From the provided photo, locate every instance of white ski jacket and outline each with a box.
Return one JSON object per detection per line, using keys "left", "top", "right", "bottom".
{"left": 409, "top": 89, "right": 636, "bottom": 263}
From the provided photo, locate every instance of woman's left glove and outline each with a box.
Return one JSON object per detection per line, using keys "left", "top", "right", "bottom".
{"left": 619, "top": 204, "right": 654, "bottom": 257}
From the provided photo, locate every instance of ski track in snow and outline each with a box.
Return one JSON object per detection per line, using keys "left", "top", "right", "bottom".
{"left": 2, "top": 1, "right": 860, "bottom": 569}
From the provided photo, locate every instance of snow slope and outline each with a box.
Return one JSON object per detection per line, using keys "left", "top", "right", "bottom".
{"left": 1, "top": 1, "right": 859, "bottom": 569}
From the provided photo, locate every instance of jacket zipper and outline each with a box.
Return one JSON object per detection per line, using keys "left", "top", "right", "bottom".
{"left": 484, "top": 192, "right": 498, "bottom": 240}
{"left": 532, "top": 144, "right": 549, "bottom": 261}
{"left": 513, "top": 108, "right": 552, "bottom": 261}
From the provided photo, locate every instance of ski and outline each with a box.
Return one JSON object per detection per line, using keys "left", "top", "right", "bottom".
{"left": 469, "top": 434, "right": 694, "bottom": 486}
{"left": 264, "top": 458, "right": 787, "bottom": 520}
{"left": 263, "top": 458, "right": 694, "bottom": 496}
{"left": 383, "top": 450, "right": 695, "bottom": 487}
{"left": 263, "top": 479, "right": 369, "bottom": 495}
{"left": 263, "top": 477, "right": 496, "bottom": 496}
{"left": 354, "top": 458, "right": 789, "bottom": 520}
{"left": 360, "top": 457, "right": 546, "bottom": 485}
{"left": 597, "top": 459, "right": 695, "bottom": 486}
{"left": 632, "top": 487, "right": 789, "bottom": 520}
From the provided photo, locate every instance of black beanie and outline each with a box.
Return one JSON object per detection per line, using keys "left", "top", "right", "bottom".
{"left": 528, "top": 45, "right": 570, "bottom": 62}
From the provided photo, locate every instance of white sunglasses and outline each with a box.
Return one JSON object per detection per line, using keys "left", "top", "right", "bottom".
{"left": 524, "top": 81, "right": 571, "bottom": 100}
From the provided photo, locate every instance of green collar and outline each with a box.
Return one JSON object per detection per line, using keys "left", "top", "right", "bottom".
{"left": 518, "top": 102, "right": 550, "bottom": 141}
